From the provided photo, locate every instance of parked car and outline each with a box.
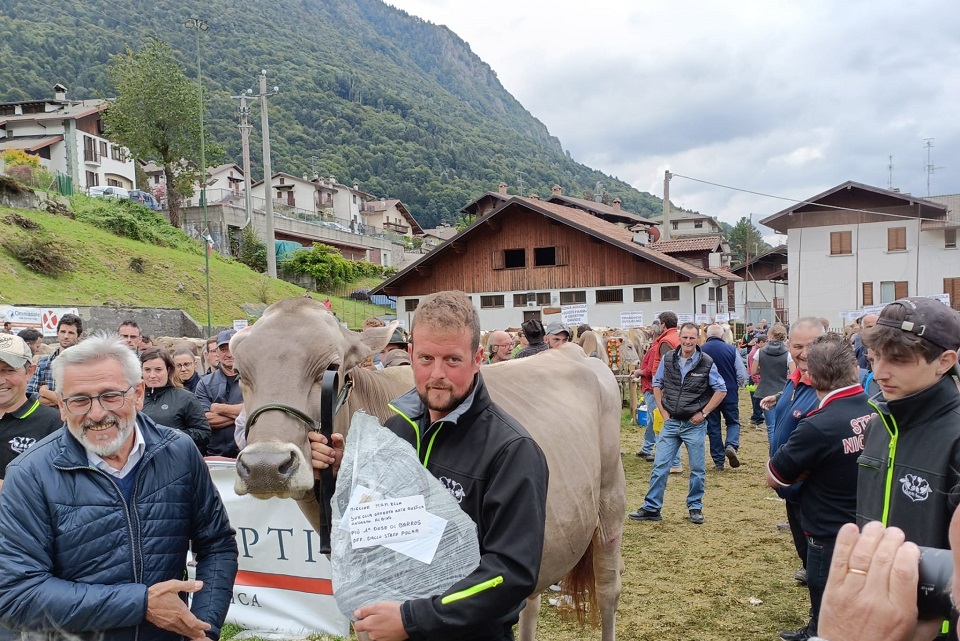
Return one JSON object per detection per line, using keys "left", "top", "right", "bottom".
{"left": 349, "top": 288, "right": 371, "bottom": 301}
{"left": 128, "top": 189, "right": 162, "bottom": 211}
{"left": 88, "top": 185, "right": 130, "bottom": 200}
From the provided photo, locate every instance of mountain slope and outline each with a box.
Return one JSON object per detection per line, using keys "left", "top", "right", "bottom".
{"left": 0, "top": 0, "right": 667, "bottom": 227}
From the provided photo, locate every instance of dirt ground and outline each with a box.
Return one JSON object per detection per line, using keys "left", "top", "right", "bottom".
{"left": 532, "top": 398, "right": 811, "bottom": 641}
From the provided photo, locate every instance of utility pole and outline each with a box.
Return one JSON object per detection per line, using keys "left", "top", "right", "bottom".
{"left": 256, "top": 71, "right": 279, "bottom": 278}
{"left": 185, "top": 16, "right": 211, "bottom": 337}
{"left": 662, "top": 170, "right": 672, "bottom": 241}
{"left": 232, "top": 91, "right": 254, "bottom": 227}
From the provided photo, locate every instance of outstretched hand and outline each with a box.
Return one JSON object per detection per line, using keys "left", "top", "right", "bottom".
{"left": 145, "top": 579, "right": 210, "bottom": 639}
{"left": 308, "top": 431, "right": 344, "bottom": 478}
{"left": 354, "top": 601, "right": 407, "bottom": 641}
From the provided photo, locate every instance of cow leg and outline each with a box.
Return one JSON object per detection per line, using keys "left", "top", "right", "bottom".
{"left": 517, "top": 592, "right": 542, "bottom": 641}
{"left": 593, "top": 519, "right": 624, "bottom": 641}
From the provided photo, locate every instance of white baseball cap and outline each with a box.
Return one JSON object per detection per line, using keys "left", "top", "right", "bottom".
{"left": 0, "top": 334, "right": 32, "bottom": 369}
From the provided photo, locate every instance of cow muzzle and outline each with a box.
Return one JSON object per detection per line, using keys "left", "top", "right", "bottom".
{"left": 234, "top": 442, "right": 315, "bottom": 498}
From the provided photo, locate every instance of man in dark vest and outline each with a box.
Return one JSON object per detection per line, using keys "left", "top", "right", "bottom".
{"left": 701, "top": 324, "right": 747, "bottom": 470}
{"left": 629, "top": 322, "right": 727, "bottom": 525}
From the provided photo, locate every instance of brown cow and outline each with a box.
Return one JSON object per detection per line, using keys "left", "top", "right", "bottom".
{"left": 232, "top": 298, "right": 624, "bottom": 641}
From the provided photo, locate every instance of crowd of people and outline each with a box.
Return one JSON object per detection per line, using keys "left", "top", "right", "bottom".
{"left": 1, "top": 292, "right": 959, "bottom": 641}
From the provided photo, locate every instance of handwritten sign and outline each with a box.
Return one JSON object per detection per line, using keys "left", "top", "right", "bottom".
{"left": 233, "top": 319, "right": 249, "bottom": 331}
{"left": 728, "top": 312, "right": 741, "bottom": 320}
{"left": 561, "top": 304, "right": 588, "bottom": 325}
{"left": 694, "top": 314, "right": 711, "bottom": 324}
{"left": 677, "top": 313, "right": 694, "bottom": 324}
{"left": 619, "top": 311, "right": 644, "bottom": 328}
{"left": 348, "top": 495, "right": 428, "bottom": 549}
{"left": 715, "top": 313, "right": 730, "bottom": 323}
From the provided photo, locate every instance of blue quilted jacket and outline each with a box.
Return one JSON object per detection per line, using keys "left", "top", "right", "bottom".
{"left": 0, "top": 414, "right": 238, "bottom": 640}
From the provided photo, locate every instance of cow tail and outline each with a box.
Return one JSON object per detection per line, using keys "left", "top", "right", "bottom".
{"left": 560, "top": 529, "right": 600, "bottom": 627}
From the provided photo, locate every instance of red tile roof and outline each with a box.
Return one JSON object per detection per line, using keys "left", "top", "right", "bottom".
{"left": 650, "top": 235, "right": 723, "bottom": 253}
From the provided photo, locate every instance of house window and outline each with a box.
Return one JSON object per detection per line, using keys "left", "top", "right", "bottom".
{"left": 946, "top": 229, "right": 957, "bottom": 249}
{"left": 830, "top": 231, "right": 852, "bottom": 255}
{"left": 862, "top": 282, "right": 873, "bottom": 306}
{"left": 404, "top": 299, "right": 419, "bottom": 312}
{"left": 708, "top": 288, "right": 715, "bottom": 301}
{"left": 694, "top": 221, "right": 703, "bottom": 229}
{"left": 633, "top": 287, "right": 651, "bottom": 302}
{"left": 671, "top": 221, "right": 679, "bottom": 230}
{"left": 887, "top": 227, "right": 907, "bottom": 252}
{"left": 513, "top": 294, "right": 527, "bottom": 307}
{"left": 107, "top": 178, "right": 121, "bottom": 187}
{"left": 99, "top": 140, "right": 108, "bottom": 156}
{"left": 480, "top": 295, "right": 504, "bottom": 309}
{"left": 595, "top": 288, "right": 624, "bottom": 304}
{"left": 503, "top": 248, "right": 525, "bottom": 269}
{"left": 279, "top": 177, "right": 285, "bottom": 185}
{"left": 661, "top": 286, "right": 680, "bottom": 301}
{"left": 536, "top": 292, "right": 551, "bottom": 305}
{"left": 111, "top": 146, "right": 122, "bottom": 161}
{"left": 559, "top": 290, "right": 586, "bottom": 304}
{"left": 85, "top": 171, "right": 99, "bottom": 187}
{"left": 880, "top": 281, "right": 908, "bottom": 303}
{"left": 534, "top": 247, "right": 556, "bottom": 266}
{"left": 944, "top": 278, "right": 960, "bottom": 311}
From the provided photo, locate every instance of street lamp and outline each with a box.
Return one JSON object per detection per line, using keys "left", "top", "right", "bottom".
{"left": 185, "top": 16, "right": 212, "bottom": 337}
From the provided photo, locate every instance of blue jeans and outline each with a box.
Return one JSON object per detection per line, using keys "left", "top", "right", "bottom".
{"left": 642, "top": 417, "right": 706, "bottom": 512}
{"left": 806, "top": 535, "right": 836, "bottom": 634}
{"left": 764, "top": 406, "right": 778, "bottom": 443}
{"left": 639, "top": 391, "right": 682, "bottom": 467}
{"left": 706, "top": 398, "right": 741, "bottom": 467}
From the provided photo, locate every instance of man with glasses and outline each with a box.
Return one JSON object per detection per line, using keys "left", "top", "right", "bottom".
{"left": 117, "top": 319, "right": 142, "bottom": 352}
{"left": 485, "top": 330, "right": 514, "bottom": 364}
{"left": 0, "top": 333, "right": 238, "bottom": 640}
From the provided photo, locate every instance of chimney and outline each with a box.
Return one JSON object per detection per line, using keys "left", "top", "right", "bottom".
{"left": 612, "top": 198, "right": 621, "bottom": 211}
{"left": 302, "top": 173, "right": 308, "bottom": 181}
{"left": 551, "top": 184, "right": 562, "bottom": 196}
{"left": 498, "top": 182, "right": 507, "bottom": 196}
{"left": 353, "top": 183, "right": 359, "bottom": 191}
{"left": 632, "top": 231, "right": 647, "bottom": 246}
{"left": 329, "top": 176, "right": 337, "bottom": 185}
{"left": 54, "top": 83, "right": 67, "bottom": 101}
{"left": 529, "top": 193, "right": 540, "bottom": 200}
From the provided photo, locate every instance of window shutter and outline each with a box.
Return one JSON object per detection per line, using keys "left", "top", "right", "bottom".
{"left": 894, "top": 281, "right": 908, "bottom": 299}
{"left": 888, "top": 227, "right": 906, "bottom": 251}
{"left": 556, "top": 245, "right": 569, "bottom": 266}
{"left": 842, "top": 231, "right": 852, "bottom": 255}
{"left": 862, "top": 282, "right": 873, "bottom": 306}
{"left": 492, "top": 250, "right": 505, "bottom": 270}
{"left": 830, "top": 232, "right": 840, "bottom": 255}
{"left": 945, "top": 278, "right": 960, "bottom": 311}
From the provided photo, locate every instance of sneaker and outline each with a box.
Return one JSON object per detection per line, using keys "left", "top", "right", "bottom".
{"left": 778, "top": 621, "right": 811, "bottom": 641}
{"left": 636, "top": 451, "right": 655, "bottom": 461}
{"left": 725, "top": 445, "right": 741, "bottom": 468}
{"left": 688, "top": 509, "right": 704, "bottom": 524}
{"left": 628, "top": 508, "right": 662, "bottom": 522}
{"left": 713, "top": 464, "right": 725, "bottom": 471}
{"left": 669, "top": 466, "right": 683, "bottom": 474}
{"left": 794, "top": 568, "right": 807, "bottom": 585}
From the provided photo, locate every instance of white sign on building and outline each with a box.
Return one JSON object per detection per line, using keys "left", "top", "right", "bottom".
{"left": 561, "top": 304, "right": 589, "bottom": 326}
{"left": 619, "top": 311, "right": 644, "bottom": 328}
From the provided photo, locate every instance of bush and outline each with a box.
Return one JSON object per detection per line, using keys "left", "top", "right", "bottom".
{"left": 283, "top": 243, "right": 387, "bottom": 290}
{"left": 70, "top": 195, "right": 202, "bottom": 254}
{"left": 238, "top": 224, "right": 267, "bottom": 273}
{"left": 1, "top": 149, "right": 40, "bottom": 168}
{"left": 1, "top": 233, "right": 73, "bottom": 277}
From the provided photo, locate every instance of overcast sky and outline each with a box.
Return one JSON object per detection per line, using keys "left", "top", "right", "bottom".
{"left": 386, "top": 0, "right": 960, "bottom": 236}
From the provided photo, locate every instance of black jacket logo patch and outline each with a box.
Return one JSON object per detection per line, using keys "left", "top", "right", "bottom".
{"left": 900, "top": 473, "right": 931, "bottom": 502}
{"left": 439, "top": 476, "right": 465, "bottom": 503}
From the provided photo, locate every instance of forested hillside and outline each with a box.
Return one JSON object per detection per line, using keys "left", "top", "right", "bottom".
{"left": 0, "top": 0, "right": 670, "bottom": 228}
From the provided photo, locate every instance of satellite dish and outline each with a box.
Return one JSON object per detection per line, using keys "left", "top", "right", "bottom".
{"left": 648, "top": 226, "right": 661, "bottom": 243}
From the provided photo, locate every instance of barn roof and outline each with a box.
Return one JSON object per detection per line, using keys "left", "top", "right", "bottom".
{"left": 373, "top": 196, "right": 735, "bottom": 295}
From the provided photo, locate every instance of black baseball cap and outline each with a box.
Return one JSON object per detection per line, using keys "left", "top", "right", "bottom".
{"left": 875, "top": 297, "right": 960, "bottom": 352}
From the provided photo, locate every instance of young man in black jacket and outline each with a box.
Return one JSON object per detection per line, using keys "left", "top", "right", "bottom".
{"left": 857, "top": 297, "right": 960, "bottom": 640}
{"left": 354, "top": 290, "right": 549, "bottom": 641}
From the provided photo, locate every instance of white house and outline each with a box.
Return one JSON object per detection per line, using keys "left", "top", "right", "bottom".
{"left": 760, "top": 181, "right": 960, "bottom": 322}
{"left": 0, "top": 84, "right": 135, "bottom": 191}
{"left": 647, "top": 210, "right": 723, "bottom": 238}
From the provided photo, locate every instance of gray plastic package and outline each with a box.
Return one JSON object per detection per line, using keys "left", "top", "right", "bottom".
{"left": 330, "top": 412, "right": 481, "bottom": 620}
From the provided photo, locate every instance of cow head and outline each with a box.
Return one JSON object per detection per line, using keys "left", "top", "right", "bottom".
{"left": 232, "top": 297, "right": 396, "bottom": 499}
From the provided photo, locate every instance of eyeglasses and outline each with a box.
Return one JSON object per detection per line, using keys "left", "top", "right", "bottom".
{"left": 61, "top": 385, "right": 134, "bottom": 415}
{"left": 119, "top": 334, "right": 140, "bottom": 341}
{"left": 175, "top": 363, "right": 194, "bottom": 369}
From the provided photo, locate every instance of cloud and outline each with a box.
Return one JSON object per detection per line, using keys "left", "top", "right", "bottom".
{"left": 387, "top": 0, "right": 960, "bottom": 223}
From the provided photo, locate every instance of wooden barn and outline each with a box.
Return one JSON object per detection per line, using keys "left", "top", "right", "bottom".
{"left": 373, "top": 197, "right": 741, "bottom": 330}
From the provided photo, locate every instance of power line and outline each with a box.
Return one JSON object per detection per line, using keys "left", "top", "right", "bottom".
{"left": 669, "top": 172, "right": 949, "bottom": 224}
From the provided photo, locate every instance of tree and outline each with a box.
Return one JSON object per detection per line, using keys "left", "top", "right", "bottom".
{"left": 728, "top": 216, "right": 771, "bottom": 266}
{"left": 102, "top": 40, "right": 218, "bottom": 228}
